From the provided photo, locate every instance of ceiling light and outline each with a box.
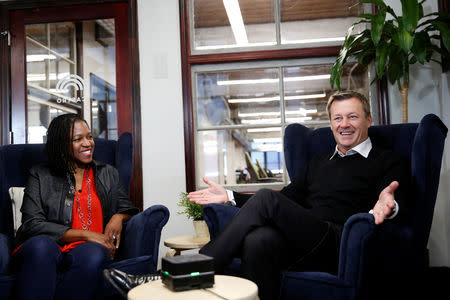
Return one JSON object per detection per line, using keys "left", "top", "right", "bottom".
{"left": 238, "top": 112, "right": 280, "bottom": 117}
{"left": 287, "top": 117, "right": 313, "bottom": 122}
{"left": 228, "top": 93, "right": 326, "bottom": 103}
{"left": 217, "top": 75, "right": 330, "bottom": 85}
{"left": 253, "top": 138, "right": 282, "bottom": 143}
{"left": 253, "top": 144, "right": 282, "bottom": 152}
{"left": 26, "top": 54, "right": 57, "bottom": 62}
{"left": 223, "top": 0, "right": 248, "bottom": 45}
{"left": 228, "top": 96, "right": 279, "bottom": 103}
{"left": 285, "top": 93, "right": 326, "bottom": 100}
{"left": 282, "top": 37, "right": 345, "bottom": 45}
{"left": 242, "top": 117, "right": 313, "bottom": 124}
{"left": 241, "top": 118, "right": 281, "bottom": 125}
{"left": 27, "top": 72, "right": 70, "bottom": 82}
{"left": 247, "top": 128, "right": 281, "bottom": 133}
{"left": 284, "top": 75, "right": 331, "bottom": 82}
{"left": 239, "top": 109, "right": 317, "bottom": 119}
{"left": 218, "top": 78, "right": 278, "bottom": 86}
{"left": 286, "top": 108, "right": 318, "bottom": 116}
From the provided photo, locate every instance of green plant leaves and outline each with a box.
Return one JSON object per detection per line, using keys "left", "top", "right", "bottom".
{"left": 330, "top": 25, "right": 355, "bottom": 90}
{"left": 432, "top": 21, "right": 450, "bottom": 51}
{"left": 331, "top": 0, "right": 449, "bottom": 91}
{"left": 375, "top": 40, "right": 388, "bottom": 78}
{"left": 401, "top": 0, "right": 420, "bottom": 33}
{"left": 387, "top": 46, "right": 406, "bottom": 84}
{"left": 393, "top": 21, "right": 414, "bottom": 53}
{"left": 371, "top": 8, "right": 386, "bottom": 45}
{"left": 177, "top": 192, "right": 203, "bottom": 220}
{"left": 411, "top": 31, "right": 430, "bottom": 64}
{"left": 330, "top": 25, "right": 374, "bottom": 90}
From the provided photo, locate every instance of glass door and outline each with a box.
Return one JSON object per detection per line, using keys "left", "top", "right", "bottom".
{"left": 7, "top": 2, "right": 142, "bottom": 209}
{"left": 10, "top": 3, "right": 131, "bottom": 144}
{"left": 25, "top": 20, "right": 118, "bottom": 143}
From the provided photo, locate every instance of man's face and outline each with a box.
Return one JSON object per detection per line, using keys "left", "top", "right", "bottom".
{"left": 329, "top": 97, "right": 372, "bottom": 154}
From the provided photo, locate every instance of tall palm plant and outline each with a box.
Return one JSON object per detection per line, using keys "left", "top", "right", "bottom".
{"left": 330, "top": 0, "right": 449, "bottom": 123}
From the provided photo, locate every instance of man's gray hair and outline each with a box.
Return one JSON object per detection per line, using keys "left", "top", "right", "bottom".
{"left": 326, "top": 91, "right": 371, "bottom": 119}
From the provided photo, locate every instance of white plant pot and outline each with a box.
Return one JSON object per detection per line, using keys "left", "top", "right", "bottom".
{"left": 193, "top": 220, "right": 210, "bottom": 239}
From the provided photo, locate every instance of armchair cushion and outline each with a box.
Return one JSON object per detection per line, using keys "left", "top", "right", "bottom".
{"left": 8, "top": 187, "right": 24, "bottom": 236}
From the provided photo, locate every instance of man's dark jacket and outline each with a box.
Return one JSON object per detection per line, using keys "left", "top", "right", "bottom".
{"left": 15, "top": 160, "right": 139, "bottom": 247}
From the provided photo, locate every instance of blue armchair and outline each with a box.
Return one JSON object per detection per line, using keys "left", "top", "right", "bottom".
{"left": 0, "top": 132, "right": 169, "bottom": 299}
{"left": 202, "top": 114, "right": 448, "bottom": 300}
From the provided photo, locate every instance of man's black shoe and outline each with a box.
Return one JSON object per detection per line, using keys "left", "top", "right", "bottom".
{"left": 103, "top": 268, "right": 161, "bottom": 298}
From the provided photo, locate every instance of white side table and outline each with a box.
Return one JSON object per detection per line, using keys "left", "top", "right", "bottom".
{"left": 128, "top": 275, "right": 259, "bottom": 300}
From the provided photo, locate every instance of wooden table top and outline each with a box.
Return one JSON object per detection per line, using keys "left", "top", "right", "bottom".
{"left": 164, "top": 235, "right": 210, "bottom": 250}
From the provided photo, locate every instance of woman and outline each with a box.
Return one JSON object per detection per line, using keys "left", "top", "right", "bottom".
{"left": 12, "top": 114, "right": 139, "bottom": 300}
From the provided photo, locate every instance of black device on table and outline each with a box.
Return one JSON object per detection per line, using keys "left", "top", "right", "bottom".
{"left": 161, "top": 254, "right": 215, "bottom": 292}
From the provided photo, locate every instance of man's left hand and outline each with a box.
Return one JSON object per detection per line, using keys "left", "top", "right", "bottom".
{"left": 372, "top": 181, "right": 398, "bottom": 225}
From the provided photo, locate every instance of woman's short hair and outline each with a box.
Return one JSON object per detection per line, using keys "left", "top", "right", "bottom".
{"left": 45, "top": 113, "right": 88, "bottom": 175}
{"left": 326, "top": 91, "right": 371, "bottom": 119}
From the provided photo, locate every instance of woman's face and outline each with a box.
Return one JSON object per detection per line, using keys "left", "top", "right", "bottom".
{"left": 71, "top": 120, "right": 95, "bottom": 169}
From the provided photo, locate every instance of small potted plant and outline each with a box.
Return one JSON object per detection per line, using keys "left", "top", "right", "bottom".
{"left": 177, "top": 192, "right": 210, "bottom": 238}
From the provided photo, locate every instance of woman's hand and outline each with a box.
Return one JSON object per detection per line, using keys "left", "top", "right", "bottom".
{"left": 104, "top": 213, "right": 131, "bottom": 250}
{"left": 61, "top": 229, "right": 117, "bottom": 258}
{"left": 84, "top": 231, "right": 117, "bottom": 258}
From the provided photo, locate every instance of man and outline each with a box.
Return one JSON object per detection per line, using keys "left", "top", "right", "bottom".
{"left": 188, "top": 91, "right": 410, "bottom": 299}
{"left": 104, "top": 91, "right": 410, "bottom": 299}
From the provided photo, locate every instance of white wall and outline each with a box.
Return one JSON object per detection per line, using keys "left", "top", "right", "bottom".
{"left": 137, "top": 0, "right": 192, "bottom": 265}
{"left": 137, "top": 0, "right": 450, "bottom": 267}
{"left": 386, "top": 0, "right": 450, "bottom": 266}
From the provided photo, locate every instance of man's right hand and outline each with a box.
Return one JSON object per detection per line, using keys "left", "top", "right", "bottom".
{"left": 187, "top": 177, "right": 228, "bottom": 205}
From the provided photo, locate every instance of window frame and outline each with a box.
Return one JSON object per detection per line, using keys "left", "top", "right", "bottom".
{"left": 180, "top": 0, "right": 388, "bottom": 192}
{"left": 191, "top": 57, "right": 368, "bottom": 192}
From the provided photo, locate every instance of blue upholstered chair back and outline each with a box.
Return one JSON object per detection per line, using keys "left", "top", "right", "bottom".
{"left": 0, "top": 132, "right": 133, "bottom": 241}
{"left": 284, "top": 114, "right": 447, "bottom": 256}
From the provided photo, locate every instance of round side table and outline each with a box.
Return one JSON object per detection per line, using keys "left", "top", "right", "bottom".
{"left": 128, "top": 275, "right": 259, "bottom": 300}
{"left": 164, "top": 235, "right": 210, "bottom": 256}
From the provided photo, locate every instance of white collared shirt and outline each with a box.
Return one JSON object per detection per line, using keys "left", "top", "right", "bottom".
{"left": 329, "top": 137, "right": 372, "bottom": 160}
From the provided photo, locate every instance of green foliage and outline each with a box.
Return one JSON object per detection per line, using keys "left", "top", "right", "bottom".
{"left": 177, "top": 192, "right": 203, "bottom": 220}
{"left": 330, "top": 0, "right": 450, "bottom": 91}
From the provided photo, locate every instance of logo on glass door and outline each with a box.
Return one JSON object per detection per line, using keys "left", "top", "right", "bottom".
{"left": 55, "top": 74, "right": 86, "bottom": 104}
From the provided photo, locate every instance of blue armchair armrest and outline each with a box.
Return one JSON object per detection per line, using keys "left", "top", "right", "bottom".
{"left": 121, "top": 205, "right": 169, "bottom": 270}
{"left": 339, "top": 213, "right": 416, "bottom": 300}
{"left": 279, "top": 213, "right": 416, "bottom": 300}
{"left": 0, "top": 234, "right": 10, "bottom": 275}
{"left": 202, "top": 204, "right": 239, "bottom": 240}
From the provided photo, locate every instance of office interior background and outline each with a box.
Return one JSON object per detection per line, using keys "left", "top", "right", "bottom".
{"left": 0, "top": 0, "right": 449, "bottom": 267}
